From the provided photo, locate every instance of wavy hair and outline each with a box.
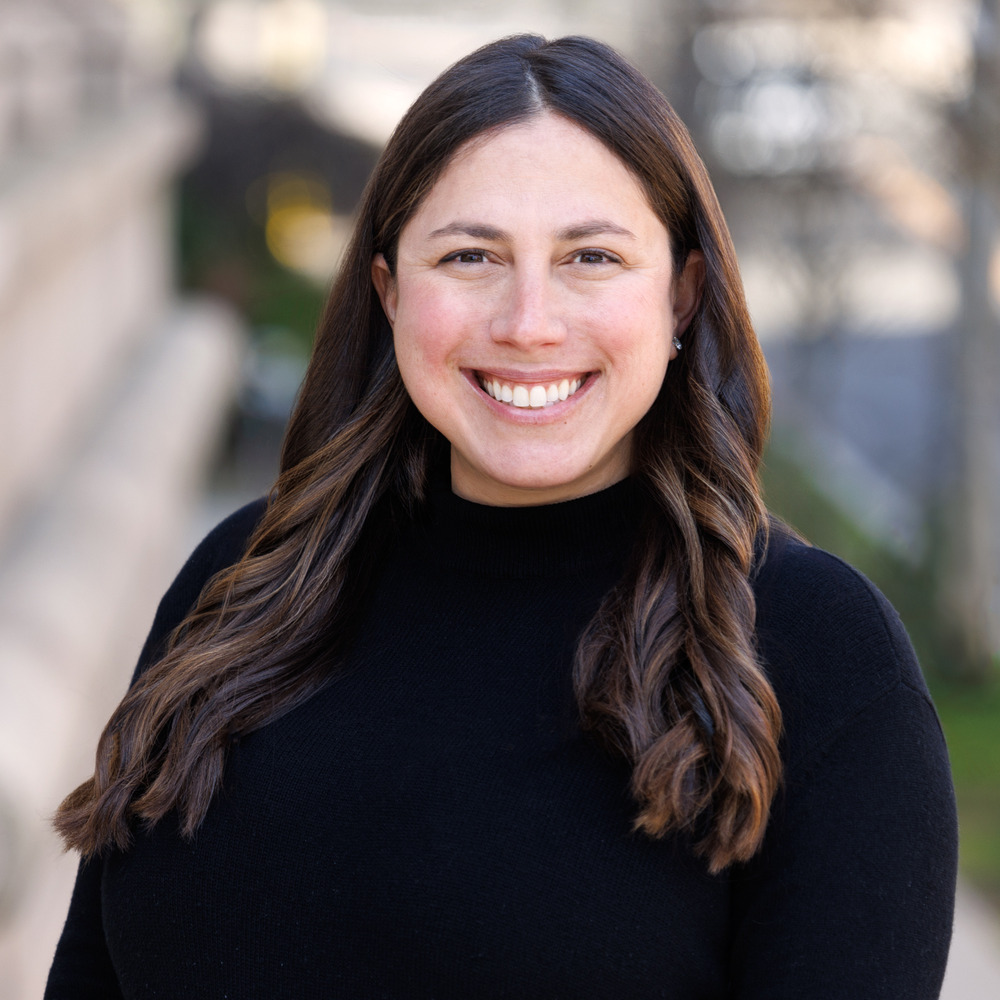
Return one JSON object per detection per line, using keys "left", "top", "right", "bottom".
{"left": 55, "top": 35, "right": 780, "bottom": 873}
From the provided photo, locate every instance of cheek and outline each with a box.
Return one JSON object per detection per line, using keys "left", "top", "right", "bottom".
{"left": 591, "top": 296, "right": 671, "bottom": 377}
{"left": 393, "top": 328, "right": 443, "bottom": 409}
{"left": 391, "top": 296, "right": 471, "bottom": 416}
{"left": 392, "top": 315, "right": 443, "bottom": 386}
{"left": 392, "top": 285, "right": 472, "bottom": 368}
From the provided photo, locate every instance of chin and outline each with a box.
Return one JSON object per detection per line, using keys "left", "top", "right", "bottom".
{"left": 453, "top": 452, "right": 629, "bottom": 506}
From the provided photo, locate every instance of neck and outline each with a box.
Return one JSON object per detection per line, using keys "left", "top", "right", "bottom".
{"left": 418, "top": 474, "right": 645, "bottom": 580}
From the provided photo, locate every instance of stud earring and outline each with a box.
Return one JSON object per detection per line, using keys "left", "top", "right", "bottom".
{"left": 672, "top": 337, "right": 683, "bottom": 351}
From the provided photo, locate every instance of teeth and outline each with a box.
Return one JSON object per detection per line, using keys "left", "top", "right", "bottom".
{"left": 479, "top": 374, "right": 587, "bottom": 408}
{"left": 529, "top": 385, "right": 547, "bottom": 408}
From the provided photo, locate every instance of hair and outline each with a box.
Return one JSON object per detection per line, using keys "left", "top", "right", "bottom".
{"left": 55, "top": 35, "right": 780, "bottom": 874}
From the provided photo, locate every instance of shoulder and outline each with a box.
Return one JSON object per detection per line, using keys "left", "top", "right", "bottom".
{"left": 173, "top": 499, "right": 269, "bottom": 593}
{"left": 752, "top": 519, "right": 934, "bottom": 766}
{"left": 133, "top": 498, "right": 268, "bottom": 678}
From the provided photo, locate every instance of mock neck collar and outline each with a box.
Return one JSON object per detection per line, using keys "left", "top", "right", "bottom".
{"left": 414, "top": 476, "right": 645, "bottom": 580}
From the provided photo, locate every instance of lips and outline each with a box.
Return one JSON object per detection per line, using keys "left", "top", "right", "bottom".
{"left": 475, "top": 372, "right": 587, "bottom": 408}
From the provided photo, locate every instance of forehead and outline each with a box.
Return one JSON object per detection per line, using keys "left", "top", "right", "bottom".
{"left": 405, "top": 112, "right": 661, "bottom": 234}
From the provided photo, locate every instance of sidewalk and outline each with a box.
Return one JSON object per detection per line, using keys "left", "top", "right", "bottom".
{"left": 941, "top": 881, "right": 1000, "bottom": 998}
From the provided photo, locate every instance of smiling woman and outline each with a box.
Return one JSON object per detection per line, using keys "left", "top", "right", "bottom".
{"left": 372, "top": 113, "right": 702, "bottom": 506}
{"left": 46, "top": 34, "right": 956, "bottom": 1000}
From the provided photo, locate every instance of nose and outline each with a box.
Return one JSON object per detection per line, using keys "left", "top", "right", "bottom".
{"left": 489, "top": 267, "right": 566, "bottom": 350}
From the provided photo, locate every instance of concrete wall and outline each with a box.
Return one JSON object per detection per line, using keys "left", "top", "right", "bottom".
{"left": 0, "top": 3, "right": 245, "bottom": 996}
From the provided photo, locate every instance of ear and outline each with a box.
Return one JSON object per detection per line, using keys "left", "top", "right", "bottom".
{"left": 670, "top": 250, "right": 705, "bottom": 348}
{"left": 371, "top": 254, "right": 397, "bottom": 326}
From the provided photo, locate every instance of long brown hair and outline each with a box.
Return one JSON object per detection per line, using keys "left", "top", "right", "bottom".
{"left": 55, "top": 35, "right": 780, "bottom": 873}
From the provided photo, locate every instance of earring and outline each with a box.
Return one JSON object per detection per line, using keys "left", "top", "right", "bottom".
{"left": 672, "top": 337, "right": 683, "bottom": 351}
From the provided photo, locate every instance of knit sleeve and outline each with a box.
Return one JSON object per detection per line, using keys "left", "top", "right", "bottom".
{"left": 44, "top": 498, "right": 268, "bottom": 999}
{"left": 43, "top": 858, "right": 124, "bottom": 1000}
{"left": 729, "top": 540, "right": 958, "bottom": 998}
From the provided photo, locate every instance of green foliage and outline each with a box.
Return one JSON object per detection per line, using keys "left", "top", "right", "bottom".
{"left": 933, "top": 679, "right": 1000, "bottom": 905}
{"left": 176, "top": 183, "right": 324, "bottom": 358}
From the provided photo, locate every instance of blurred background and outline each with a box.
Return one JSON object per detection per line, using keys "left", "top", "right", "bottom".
{"left": 0, "top": 0, "right": 997, "bottom": 995}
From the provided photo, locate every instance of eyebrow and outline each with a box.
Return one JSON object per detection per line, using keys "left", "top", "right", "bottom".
{"left": 558, "top": 220, "right": 638, "bottom": 242}
{"left": 427, "top": 222, "right": 509, "bottom": 241}
{"left": 425, "top": 219, "right": 638, "bottom": 242}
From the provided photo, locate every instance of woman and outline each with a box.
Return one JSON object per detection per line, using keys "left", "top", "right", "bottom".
{"left": 47, "top": 34, "right": 956, "bottom": 999}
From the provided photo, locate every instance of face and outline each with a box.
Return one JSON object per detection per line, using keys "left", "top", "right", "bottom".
{"left": 372, "top": 112, "right": 704, "bottom": 506}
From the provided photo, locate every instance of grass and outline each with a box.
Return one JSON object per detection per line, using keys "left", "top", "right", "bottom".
{"left": 762, "top": 444, "right": 1000, "bottom": 906}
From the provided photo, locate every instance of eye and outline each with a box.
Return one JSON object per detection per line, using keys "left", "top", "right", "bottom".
{"left": 440, "top": 249, "right": 489, "bottom": 265}
{"left": 570, "top": 249, "right": 622, "bottom": 265}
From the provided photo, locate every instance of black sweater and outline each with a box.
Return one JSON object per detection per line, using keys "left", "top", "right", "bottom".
{"left": 46, "top": 482, "right": 957, "bottom": 998}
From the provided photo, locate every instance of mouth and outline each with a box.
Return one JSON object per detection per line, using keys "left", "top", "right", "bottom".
{"left": 474, "top": 371, "right": 590, "bottom": 409}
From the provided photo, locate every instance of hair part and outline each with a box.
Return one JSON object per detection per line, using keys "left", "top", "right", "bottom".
{"left": 55, "top": 34, "right": 781, "bottom": 874}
